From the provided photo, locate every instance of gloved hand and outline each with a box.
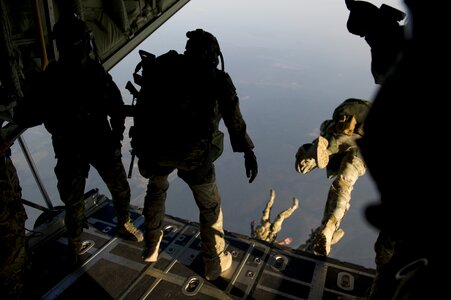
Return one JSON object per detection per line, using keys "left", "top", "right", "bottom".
{"left": 0, "top": 141, "right": 11, "bottom": 157}
{"left": 298, "top": 157, "right": 317, "bottom": 174}
{"left": 295, "top": 143, "right": 314, "bottom": 173}
{"left": 114, "top": 147, "right": 122, "bottom": 158}
{"left": 113, "top": 140, "right": 122, "bottom": 157}
{"left": 244, "top": 149, "right": 258, "bottom": 183}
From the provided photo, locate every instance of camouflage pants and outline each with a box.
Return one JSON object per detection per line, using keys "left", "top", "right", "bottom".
{"left": 321, "top": 152, "right": 366, "bottom": 228}
{"left": 0, "top": 156, "right": 30, "bottom": 299}
{"left": 54, "top": 153, "right": 131, "bottom": 240}
{"left": 139, "top": 157, "right": 226, "bottom": 260}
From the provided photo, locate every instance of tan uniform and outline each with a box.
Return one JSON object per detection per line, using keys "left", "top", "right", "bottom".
{"left": 296, "top": 98, "right": 370, "bottom": 256}
{"left": 253, "top": 190, "right": 299, "bottom": 243}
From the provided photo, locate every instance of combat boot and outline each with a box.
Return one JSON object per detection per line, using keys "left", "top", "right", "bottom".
{"left": 67, "top": 238, "right": 94, "bottom": 266}
{"left": 312, "top": 219, "right": 337, "bottom": 256}
{"left": 142, "top": 230, "right": 163, "bottom": 263}
{"left": 204, "top": 251, "right": 233, "bottom": 281}
{"left": 313, "top": 136, "right": 329, "bottom": 169}
{"left": 117, "top": 220, "right": 144, "bottom": 242}
{"left": 331, "top": 228, "right": 345, "bottom": 245}
{"left": 68, "top": 238, "right": 95, "bottom": 256}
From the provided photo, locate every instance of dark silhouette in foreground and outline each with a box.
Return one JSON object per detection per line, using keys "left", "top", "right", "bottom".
{"left": 130, "top": 29, "right": 258, "bottom": 281}
{"left": 345, "top": 0, "right": 406, "bottom": 84}
{"left": 358, "top": 0, "right": 446, "bottom": 298}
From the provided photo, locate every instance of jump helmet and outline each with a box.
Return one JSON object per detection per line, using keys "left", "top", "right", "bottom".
{"left": 185, "top": 29, "right": 224, "bottom": 71}
{"left": 52, "top": 14, "right": 94, "bottom": 59}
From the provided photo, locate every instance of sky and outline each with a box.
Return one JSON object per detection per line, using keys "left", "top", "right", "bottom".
{"left": 13, "top": 0, "right": 407, "bottom": 269}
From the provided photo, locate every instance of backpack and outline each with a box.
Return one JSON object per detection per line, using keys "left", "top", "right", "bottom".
{"left": 129, "top": 49, "right": 218, "bottom": 165}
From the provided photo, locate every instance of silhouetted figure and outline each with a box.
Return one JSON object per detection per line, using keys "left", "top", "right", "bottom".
{"left": 13, "top": 15, "right": 143, "bottom": 264}
{"left": 131, "top": 29, "right": 258, "bottom": 281}
{"left": 345, "top": 0, "right": 406, "bottom": 84}
{"left": 296, "top": 98, "right": 371, "bottom": 256}
{"left": 358, "top": 0, "right": 446, "bottom": 298}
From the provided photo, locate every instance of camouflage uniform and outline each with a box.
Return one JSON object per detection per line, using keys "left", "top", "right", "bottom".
{"left": 137, "top": 66, "right": 255, "bottom": 267}
{"left": 133, "top": 29, "right": 257, "bottom": 280}
{"left": 54, "top": 151, "right": 133, "bottom": 241}
{"left": 0, "top": 2, "right": 30, "bottom": 295}
{"left": 296, "top": 98, "right": 371, "bottom": 256}
{"left": 14, "top": 16, "right": 142, "bottom": 255}
{"left": 253, "top": 190, "right": 299, "bottom": 243}
{"left": 0, "top": 151, "right": 30, "bottom": 299}
{"left": 15, "top": 58, "right": 139, "bottom": 245}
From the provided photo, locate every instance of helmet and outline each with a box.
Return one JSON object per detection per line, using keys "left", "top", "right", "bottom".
{"left": 52, "top": 14, "right": 93, "bottom": 59}
{"left": 345, "top": 0, "right": 379, "bottom": 37}
{"left": 185, "top": 29, "right": 224, "bottom": 70}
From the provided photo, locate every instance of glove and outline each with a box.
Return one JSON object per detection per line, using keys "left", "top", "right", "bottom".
{"left": 295, "top": 137, "right": 329, "bottom": 174}
{"left": 0, "top": 141, "right": 11, "bottom": 157}
{"left": 114, "top": 147, "right": 122, "bottom": 158}
{"left": 295, "top": 143, "right": 314, "bottom": 173}
{"left": 244, "top": 149, "right": 258, "bottom": 183}
{"left": 298, "top": 158, "right": 317, "bottom": 174}
{"left": 113, "top": 140, "right": 122, "bottom": 157}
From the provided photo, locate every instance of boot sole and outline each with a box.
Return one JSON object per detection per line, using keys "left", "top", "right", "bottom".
{"left": 143, "top": 231, "right": 163, "bottom": 263}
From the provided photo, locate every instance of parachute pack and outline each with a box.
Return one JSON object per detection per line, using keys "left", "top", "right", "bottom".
{"left": 127, "top": 49, "right": 218, "bottom": 164}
